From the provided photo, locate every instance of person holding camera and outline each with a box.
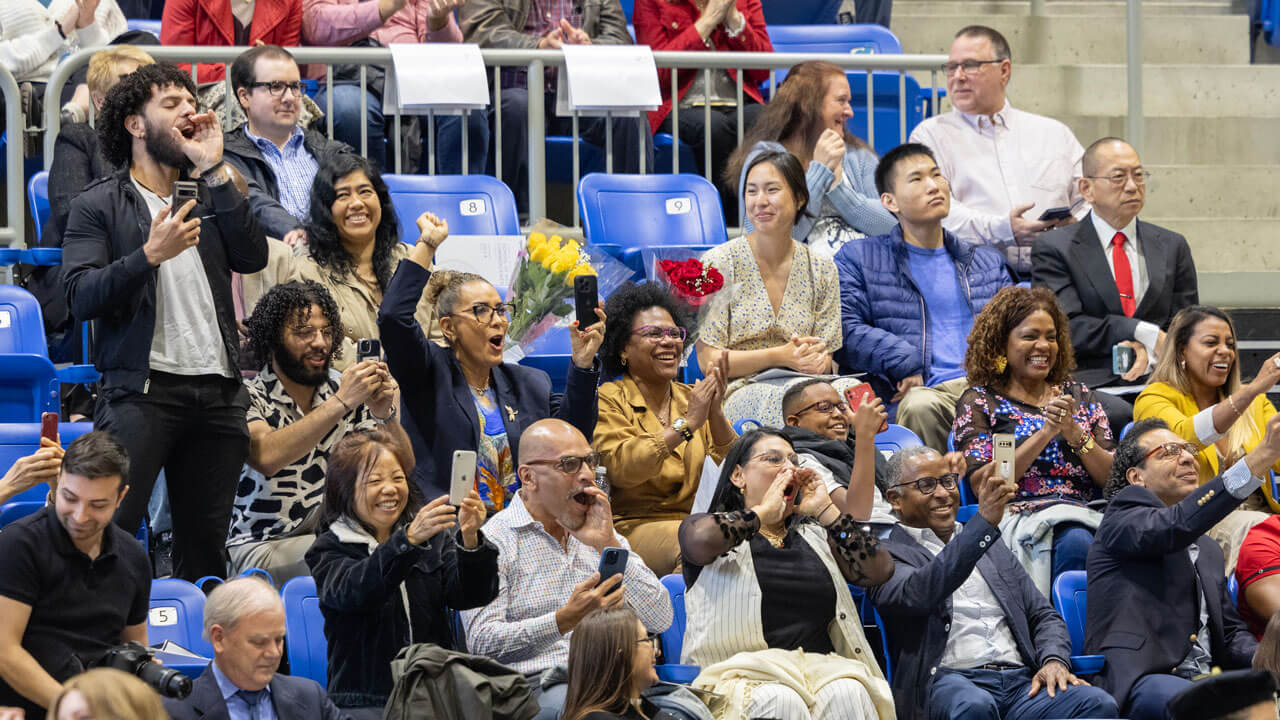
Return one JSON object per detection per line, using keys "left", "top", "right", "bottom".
{"left": 62, "top": 62, "right": 269, "bottom": 582}
{"left": 0, "top": 432, "right": 150, "bottom": 716}
{"left": 164, "top": 577, "right": 347, "bottom": 720}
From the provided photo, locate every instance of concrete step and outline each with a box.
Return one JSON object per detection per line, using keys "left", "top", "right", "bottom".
{"left": 999, "top": 64, "right": 1280, "bottom": 117}
{"left": 1051, "top": 116, "right": 1280, "bottom": 165}
{"left": 893, "top": 14, "right": 1250, "bottom": 64}
{"left": 1142, "top": 217, "right": 1280, "bottom": 273}
{"left": 895, "top": 0, "right": 1239, "bottom": 14}
{"left": 1143, "top": 166, "right": 1280, "bottom": 217}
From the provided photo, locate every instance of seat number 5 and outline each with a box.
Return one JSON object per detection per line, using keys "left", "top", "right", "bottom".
{"left": 149, "top": 606, "right": 178, "bottom": 626}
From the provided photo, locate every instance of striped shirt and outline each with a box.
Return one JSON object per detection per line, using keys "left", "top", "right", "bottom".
{"left": 498, "top": 0, "right": 581, "bottom": 92}
{"left": 244, "top": 125, "right": 318, "bottom": 223}
{"left": 460, "top": 492, "right": 672, "bottom": 674}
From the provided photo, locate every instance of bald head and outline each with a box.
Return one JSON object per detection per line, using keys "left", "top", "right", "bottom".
{"left": 1082, "top": 137, "right": 1134, "bottom": 177}
{"left": 519, "top": 419, "right": 586, "bottom": 462}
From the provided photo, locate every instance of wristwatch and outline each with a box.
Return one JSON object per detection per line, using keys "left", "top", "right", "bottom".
{"left": 672, "top": 417, "right": 694, "bottom": 443}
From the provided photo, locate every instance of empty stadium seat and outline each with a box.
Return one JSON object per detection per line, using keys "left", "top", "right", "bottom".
{"left": 547, "top": 136, "right": 606, "bottom": 186}
{"left": 27, "top": 172, "right": 49, "bottom": 242}
{"left": 382, "top": 174, "right": 521, "bottom": 240}
{"left": 766, "top": 24, "right": 903, "bottom": 55}
{"left": 0, "top": 285, "right": 99, "bottom": 420}
{"left": 577, "top": 172, "right": 727, "bottom": 276}
{"left": 0, "top": 500, "right": 42, "bottom": 527}
{"left": 846, "top": 71, "right": 928, "bottom": 157}
{"left": 873, "top": 423, "right": 922, "bottom": 454}
{"left": 282, "top": 575, "right": 328, "bottom": 685}
{"left": 653, "top": 133, "right": 698, "bottom": 175}
{"left": 656, "top": 574, "right": 700, "bottom": 683}
{"left": 1050, "top": 570, "right": 1106, "bottom": 674}
{"left": 149, "top": 578, "right": 215, "bottom": 658}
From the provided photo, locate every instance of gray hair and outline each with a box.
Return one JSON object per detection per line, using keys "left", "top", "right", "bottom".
{"left": 202, "top": 577, "right": 283, "bottom": 640}
{"left": 883, "top": 445, "right": 941, "bottom": 493}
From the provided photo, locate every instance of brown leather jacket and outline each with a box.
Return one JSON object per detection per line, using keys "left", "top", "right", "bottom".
{"left": 458, "top": 0, "right": 632, "bottom": 49}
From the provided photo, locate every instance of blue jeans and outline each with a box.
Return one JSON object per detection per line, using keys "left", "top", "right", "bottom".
{"left": 1052, "top": 522, "right": 1095, "bottom": 580}
{"left": 315, "top": 84, "right": 386, "bottom": 169}
{"left": 423, "top": 110, "right": 489, "bottom": 175}
{"left": 533, "top": 680, "right": 565, "bottom": 720}
{"left": 929, "top": 666, "right": 1119, "bottom": 720}
{"left": 315, "top": 87, "right": 488, "bottom": 173}
{"left": 1126, "top": 673, "right": 1192, "bottom": 720}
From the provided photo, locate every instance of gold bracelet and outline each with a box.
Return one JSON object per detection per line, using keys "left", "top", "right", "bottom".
{"left": 1226, "top": 394, "right": 1242, "bottom": 414}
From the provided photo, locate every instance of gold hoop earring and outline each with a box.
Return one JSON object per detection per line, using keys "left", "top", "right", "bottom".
{"left": 995, "top": 356, "right": 1007, "bottom": 373}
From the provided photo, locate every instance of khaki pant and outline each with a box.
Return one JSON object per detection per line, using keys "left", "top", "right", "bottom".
{"left": 227, "top": 535, "right": 316, "bottom": 585}
{"left": 895, "top": 378, "right": 970, "bottom": 452}
{"left": 615, "top": 518, "right": 684, "bottom": 577}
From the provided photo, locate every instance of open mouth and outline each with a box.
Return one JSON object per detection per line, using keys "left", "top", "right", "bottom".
{"left": 305, "top": 354, "right": 326, "bottom": 368}
{"left": 1028, "top": 354, "right": 1051, "bottom": 368}
{"left": 572, "top": 490, "right": 593, "bottom": 507}
{"left": 487, "top": 333, "right": 505, "bottom": 352}
{"left": 1211, "top": 362, "right": 1230, "bottom": 371}
{"left": 345, "top": 211, "right": 369, "bottom": 227}
{"left": 376, "top": 499, "right": 400, "bottom": 512}
{"left": 930, "top": 501, "right": 955, "bottom": 516}
{"left": 176, "top": 121, "right": 195, "bottom": 139}
{"left": 654, "top": 350, "right": 678, "bottom": 364}
{"left": 829, "top": 421, "right": 847, "bottom": 434}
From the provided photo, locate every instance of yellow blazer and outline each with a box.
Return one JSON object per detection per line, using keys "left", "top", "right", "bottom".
{"left": 1134, "top": 381, "right": 1280, "bottom": 512}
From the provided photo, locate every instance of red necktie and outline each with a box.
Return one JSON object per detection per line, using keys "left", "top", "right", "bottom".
{"left": 1111, "top": 232, "right": 1136, "bottom": 317}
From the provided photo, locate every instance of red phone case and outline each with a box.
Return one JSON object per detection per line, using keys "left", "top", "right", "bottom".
{"left": 844, "top": 385, "right": 889, "bottom": 433}
{"left": 40, "top": 412, "right": 58, "bottom": 442}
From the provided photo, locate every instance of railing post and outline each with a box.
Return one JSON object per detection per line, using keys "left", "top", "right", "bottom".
{"left": 1126, "top": 0, "right": 1144, "bottom": 154}
{"left": 1, "top": 66, "right": 23, "bottom": 248}
{"left": 528, "top": 59, "right": 547, "bottom": 223}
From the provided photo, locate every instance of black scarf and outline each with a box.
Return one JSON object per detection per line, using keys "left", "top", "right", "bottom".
{"left": 781, "top": 425, "right": 888, "bottom": 493}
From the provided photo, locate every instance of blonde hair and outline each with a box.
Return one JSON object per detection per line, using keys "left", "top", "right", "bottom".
{"left": 48, "top": 668, "right": 170, "bottom": 720}
{"left": 86, "top": 46, "right": 155, "bottom": 99}
{"left": 1150, "top": 305, "right": 1258, "bottom": 469}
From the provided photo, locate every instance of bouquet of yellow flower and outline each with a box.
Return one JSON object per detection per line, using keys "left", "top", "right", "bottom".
{"left": 505, "top": 232, "right": 629, "bottom": 355}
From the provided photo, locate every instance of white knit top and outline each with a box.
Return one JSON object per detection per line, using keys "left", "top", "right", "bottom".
{"left": 1, "top": 0, "right": 125, "bottom": 83}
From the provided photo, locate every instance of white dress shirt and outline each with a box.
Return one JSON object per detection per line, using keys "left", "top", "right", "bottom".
{"left": 909, "top": 100, "right": 1087, "bottom": 273}
{"left": 899, "top": 522, "right": 1024, "bottom": 670}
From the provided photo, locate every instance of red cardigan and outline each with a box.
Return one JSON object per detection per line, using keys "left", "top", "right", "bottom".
{"left": 634, "top": 0, "right": 772, "bottom": 132}
{"left": 161, "top": 0, "right": 302, "bottom": 83}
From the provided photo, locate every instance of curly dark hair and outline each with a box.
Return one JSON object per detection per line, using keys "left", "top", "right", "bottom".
{"left": 1104, "top": 418, "right": 1169, "bottom": 499}
{"left": 97, "top": 62, "right": 197, "bottom": 167}
{"left": 243, "top": 280, "right": 345, "bottom": 369}
{"left": 598, "top": 282, "right": 693, "bottom": 378}
{"left": 964, "top": 285, "right": 1076, "bottom": 388}
{"left": 304, "top": 154, "right": 401, "bottom": 290}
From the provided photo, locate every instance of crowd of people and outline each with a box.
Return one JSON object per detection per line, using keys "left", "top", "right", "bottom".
{"left": 2, "top": 7, "right": 1280, "bottom": 720}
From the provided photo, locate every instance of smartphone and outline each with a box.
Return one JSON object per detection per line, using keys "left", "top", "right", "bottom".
{"left": 357, "top": 338, "right": 381, "bottom": 363}
{"left": 573, "top": 274, "right": 599, "bottom": 329}
{"left": 1038, "top": 206, "right": 1073, "bottom": 222}
{"left": 597, "top": 546, "right": 629, "bottom": 588}
{"left": 40, "top": 412, "right": 58, "bottom": 443}
{"left": 172, "top": 180, "right": 199, "bottom": 205}
{"left": 1112, "top": 344, "right": 1135, "bottom": 375}
{"left": 449, "top": 450, "right": 477, "bottom": 505}
{"left": 844, "top": 384, "right": 889, "bottom": 433}
{"left": 993, "top": 433, "right": 1016, "bottom": 487}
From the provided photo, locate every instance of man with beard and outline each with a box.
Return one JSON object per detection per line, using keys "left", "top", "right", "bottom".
{"left": 780, "top": 378, "right": 895, "bottom": 523}
{"left": 462, "top": 418, "right": 672, "bottom": 720}
{"left": 228, "top": 281, "right": 404, "bottom": 582}
{"left": 62, "top": 62, "right": 269, "bottom": 581}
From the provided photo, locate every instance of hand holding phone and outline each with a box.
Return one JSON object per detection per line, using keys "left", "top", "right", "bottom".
{"left": 596, "top": 547, "right": 629, "bottom": 588}
{"left": 357, "top": 338, "right": 382, "bottom": 364}
{"left": 449, "top": 450, "right": 477, "bottom": 505}
{"left": 1038, "top": 206, "right": 1072, "bottom": 222}
{"left": 40, "top": 412, "right": 58, "bottom": 444}
{"left": 992, "top": 433, "right": 1016, "bottom": 490}
{"left": 1112, "top": 344, "right": 1135, "bottom": 375}
{"left": 172, "top": 180, "right": 199, "bottom": 205}
{"left": 573, "top": 275, "right": 599, "bottom": 329}
{"left": 844, "top": 384, "right": 889, "bottom": 434}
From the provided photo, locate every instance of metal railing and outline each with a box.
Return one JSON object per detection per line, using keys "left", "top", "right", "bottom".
{"left": 1, "top": 65, "right": 22, "bottom": 248}
{"left": 42, "top": 46, "right": 948, "bottom": 223}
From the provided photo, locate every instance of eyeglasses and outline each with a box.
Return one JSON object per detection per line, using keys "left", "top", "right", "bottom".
{"left": 793, "top": 399, "right": 849, "bottom": 417}
{"left": 888, "top": 473, "right": 960, "bottom": 495}
{"left": 453, "top": 302, "right": 516, "bottom": 324}
{"left": 631, "top": 326, "right": 687, "bottom": 342}
{"left": 942, "top": 59, "right": 1003, "bottom": 76}
{"left": 636, "top": 632, "right": 661, "bottom": 650}
{"left": 1085, "top": 170, "right": 1152, "bottom": 187}
{"left": 1140, "top": 441, "right": 1197, "bottom": 464}
{"left": 524, "top": 452, "right": 602, "bottom": 475}
{"left": 288, "top": 324, "right": 335, "bottom": 341}
{"left": 749, "top": 451, "right": 801, "bottom": 469}
{"left": 249, "top": 81, "right": 303, "bottom": 98}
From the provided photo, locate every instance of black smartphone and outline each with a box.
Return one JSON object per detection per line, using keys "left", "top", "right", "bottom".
{"left": 597, "top": 546, "right": 628, "bottom": 587}
{"left": 1112, "top": 344, "right": 1135, "bottom": 375}
{"left": 172, "top": 180, "right": 199, "bottom": 205}
{"left": 574, "top": 274, "right": 599, "bottom": 329}
{"left": 1038, "top": 206, "right": 1072, "bottom": 222}
{"left": 357, "top": 338, "right": 381, "bottom": 363}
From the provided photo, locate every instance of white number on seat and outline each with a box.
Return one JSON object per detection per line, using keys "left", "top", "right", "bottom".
{"left": 149, "top": 607, "right": 178, "bottom": 626}
{"left": 459, "top": 199, "right": 486, "bottom": 216}
{"left": 665, "top": 198, "right": 691, "bottom": 215}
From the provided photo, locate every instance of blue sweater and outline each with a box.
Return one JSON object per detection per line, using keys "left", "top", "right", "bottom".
{"left": 833, "top": 226, "right": 1010, "bottom": 393}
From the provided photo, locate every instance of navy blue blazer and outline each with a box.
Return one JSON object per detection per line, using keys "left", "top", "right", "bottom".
{"left": 866, "top": 514, "right": 1073, "bottom": 720}
{"left": 1086, "top": 475, "right": 1257, "bottom": 712}
{"left": 162, "top": 665, "right": 349, "bottom": 720}
{"left": 377, "top": 259, "right": 600, "bottom": 499}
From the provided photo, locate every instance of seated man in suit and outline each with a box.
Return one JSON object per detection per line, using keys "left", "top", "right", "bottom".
{"left": 1086, "top": 416, "right": 1279, "bottom": 720}
{"left": 1032, "top": 137, "right": 1199, "bottom": 431}
{"left": 163, "top": 577, "right": 348, "bottom": 720}
{"left": 834, "top": 143, "right": 1010, "bottom": 451}
{"left": 867, "top": 446, "right": 1119, "bottom": 720}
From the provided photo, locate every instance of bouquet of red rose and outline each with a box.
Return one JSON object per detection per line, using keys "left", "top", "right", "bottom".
{"left": 645, "top": 248, "right": 733, "bottom": 366}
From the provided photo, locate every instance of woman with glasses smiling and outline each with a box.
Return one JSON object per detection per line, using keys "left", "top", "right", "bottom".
{"left": 377, "top": 212, "right": 604, "bottom": 511}
{"left": 676, "top": 429, "right": 895, "bottom": 720}
{"left": 594, "top": 283, "right": 737, "bottom": 576}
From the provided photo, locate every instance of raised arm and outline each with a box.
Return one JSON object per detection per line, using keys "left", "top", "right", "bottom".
{"left": 678, "top": 510, "right": 759, "bottom": 569}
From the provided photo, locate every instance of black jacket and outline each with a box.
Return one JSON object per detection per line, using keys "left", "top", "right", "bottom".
{"left": 780, "top": 425, "right": 888, "bottom": 494}
{"left": 61, "top": 165, "right": 269, "bottom": 393}
{"left": 305, "top": 523, "right": 500, "bottom": 709}
{"left": 1086, "top": 475, "right": 1258, "bottom": 712}
{"left": 1031, "top": 214, "right": 1198, "bottom": 387}
{"left": 222, "top": 125, "right": 352, "bottom": 238}
{"left": 866, "top": 515, "right": 1073, "bottom": 720}
{"left": 163, "top": 663, "right": 349, "bottom": 720}
{"left": 378, "top": 259, "right": 601, "bottom": 499}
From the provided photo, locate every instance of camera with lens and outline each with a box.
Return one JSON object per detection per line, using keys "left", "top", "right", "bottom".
{"left": 97, "top": 642, "right": 193, "bottom": 699}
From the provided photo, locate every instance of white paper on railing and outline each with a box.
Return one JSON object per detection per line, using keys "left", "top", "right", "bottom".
{"left": 555, "top": 44, "right": 660, "bottom": 117}
{"left": 431, "top": 234, "right": 525, "bottom": 291}
{"left": 386, "top": 43, "right": 489, "bottom": 114}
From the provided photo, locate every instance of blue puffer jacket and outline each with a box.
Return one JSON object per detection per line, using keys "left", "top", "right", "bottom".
{"left": 833, "top": 226, "right": 1011, "bottom": 392}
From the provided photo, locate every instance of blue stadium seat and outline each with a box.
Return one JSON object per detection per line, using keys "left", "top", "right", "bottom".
{"left": 766, "top": 24, "right": 903, "bottom": 55}
{"left": 846, "top": 71, "right": 927, "bottom": 157}
{"left": 125, "top": 18, "right": 162, "bottom": 37}
{"left": 149, "top": 578, "right": 215, "bottom": 658}
{"left": 1050, "top": 570, "right": 1107, "bottom": 675}
{"left": 620, "top": 0, "right": 633, "bottom": 22}
{"left": 956, "top": 505, "right": 978, "bottom": 523}
{"left": 577, "top": 172, "right": 727, "bottom": 276}
{"left": 0, "top": 501, "right": 42, "bottom": 527}
{"left": 28, "top": 172, "right": 49, "bottom": 242}
{"left": 1119, "top": 421, "right": 1134, "bottom": 440}
{"left": 0, "top": 285, "right": 97, "bottom": 419}
{"left": 732, "top": 418, "right": 763, "bottom": 435}
{"left": 382, "top": 174, "right": 520, "bottom": 240}
{"left": 873, "top": 423, "right": 922, "bottom": 454}
{"left": 547, "top": 136, "right": 605, "bottom": 185}
{"left": 656, "top": 574, "right": 700, "bottom": 683}
{"left": 761, "top": 0, "right": 842, "bottom": 24}
{"left": 653, "top": 133, "right": 698, "bottom": 175}
{"left": 1228, "top": 573, "right": 1239, "bottom": 607}
{"left": 282, "top": 575, "right": 328, "bottom": 685}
